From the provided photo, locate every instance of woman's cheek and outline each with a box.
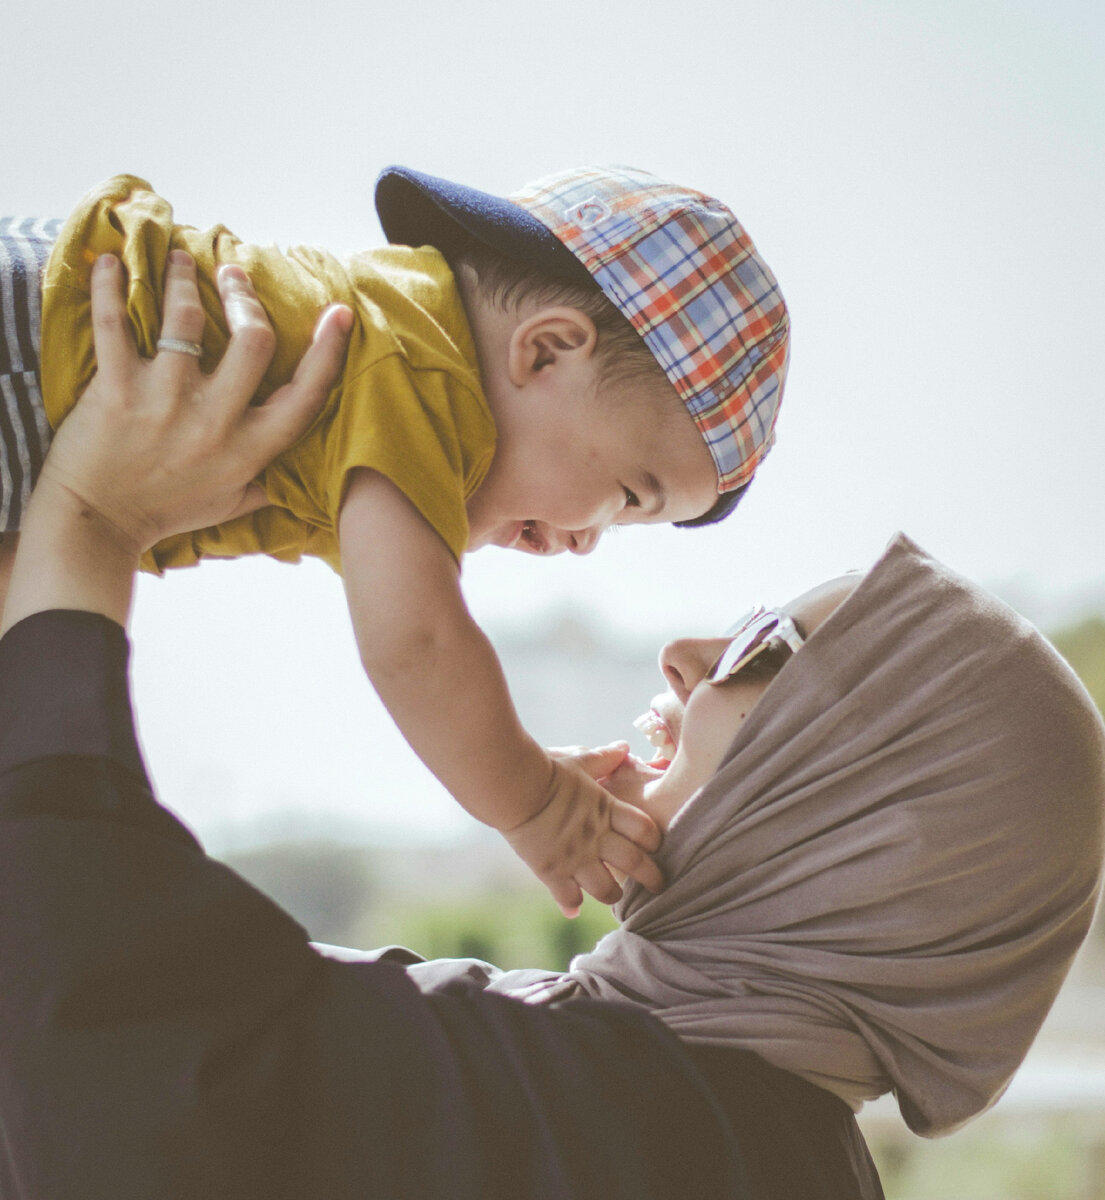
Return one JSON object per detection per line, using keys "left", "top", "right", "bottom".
{"left": 682, "top": 678, "right": 768, "bottom": 781}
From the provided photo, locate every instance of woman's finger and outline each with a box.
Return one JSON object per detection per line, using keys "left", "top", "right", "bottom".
{"left": 238, "top": 302, "right": 352, "bottom": 472}
{"left": 87, "top": 255, "right": 136, "bottom": 386}
{"left": 210, "top": 263, "right": 278, "bottom": 410}
{"left": 220, "top": 484, "right": 272, "bottom": 524}
{"left": 158, "top": 251, "right": 208, "bottom": 350}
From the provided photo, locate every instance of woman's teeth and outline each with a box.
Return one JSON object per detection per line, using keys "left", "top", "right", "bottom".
{"left": 633, "top": 710, "right": 676, "bottom": 764}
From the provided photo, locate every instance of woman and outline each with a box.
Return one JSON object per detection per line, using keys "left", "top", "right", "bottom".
{"left": 409, "top": 543, "right": 1105, "bottom": 1146}
{"left": 1, "top": 255, "right": 1100, "bottom": 1200}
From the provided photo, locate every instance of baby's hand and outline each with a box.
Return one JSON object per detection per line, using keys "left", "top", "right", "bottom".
{"left": 501, "top": 743, "right": 665, "bottom": 918}
{"left": 598, "top": 752, "right": 668, "bottom": 811}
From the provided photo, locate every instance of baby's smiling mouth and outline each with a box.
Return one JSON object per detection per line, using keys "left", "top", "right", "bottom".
{"left": 633, "top": 708, "right": 676, "bottom": 766}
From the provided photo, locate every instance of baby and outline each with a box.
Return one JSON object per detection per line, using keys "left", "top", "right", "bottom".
{"left": 0, "top": 165, "right": 789, "bottom": 913}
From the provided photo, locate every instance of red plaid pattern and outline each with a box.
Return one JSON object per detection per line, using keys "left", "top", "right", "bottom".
{"left": 511, "top": 167, "right": 789, "bottom": 491}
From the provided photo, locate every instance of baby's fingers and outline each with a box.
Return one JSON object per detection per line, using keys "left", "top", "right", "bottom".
{"left": 544, "top": 876, "right": 584, "bottom": 920}
{"left": 609, "top": 796, "right": 663, "bottom": 854}
{"left": 574, "top": 859, "right": 625, "bottom": 909}
{"left": 605, "top": 795, "right": 666, "bottom": 892}
{"left": 549, "top": 742, "right": 628, "bottom": 771}
{"left": 600, "top": 830, "right": 666, "bottom": 895}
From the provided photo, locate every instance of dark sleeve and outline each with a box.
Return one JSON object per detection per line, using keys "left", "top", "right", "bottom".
{"left": 0, "top": 611, "right": 324, "bottom": 1198}
{"left": 0, "top": 611, "right": 753, "bottom": 1200}
{"left": 682, "top": 1044, "right": 886, "bottom": 1200}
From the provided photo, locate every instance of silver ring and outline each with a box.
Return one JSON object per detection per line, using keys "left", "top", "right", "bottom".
{"left": 156, "top": 337, "right": 204, "bottom": 358}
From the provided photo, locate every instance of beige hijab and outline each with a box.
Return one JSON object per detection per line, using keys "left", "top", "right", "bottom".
{"left": 561, "top": 535, "right": 1105, "bottom": 1136}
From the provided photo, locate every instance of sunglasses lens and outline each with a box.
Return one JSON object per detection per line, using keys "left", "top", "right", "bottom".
{"left": 708, "top": 611, "right": 780, "bottom": 682}
{"left": 707, "top": 644, "right": 739, "bottom": 682}
{"left": 708, "top": 641, "right": 761, "bottom": 682}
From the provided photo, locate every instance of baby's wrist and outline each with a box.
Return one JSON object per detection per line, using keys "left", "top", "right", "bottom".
{"left": 490, "top": 750, "right": 558, "bottom": 834}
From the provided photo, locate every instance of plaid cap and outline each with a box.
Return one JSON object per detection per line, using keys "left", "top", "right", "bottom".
{"left": 375, "top": 164, "right": 789, "bottom": 492}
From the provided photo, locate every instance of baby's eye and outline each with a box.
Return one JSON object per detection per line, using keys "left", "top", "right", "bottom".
{"left": 623, "top": 487, "right": 641, "bottom": 508}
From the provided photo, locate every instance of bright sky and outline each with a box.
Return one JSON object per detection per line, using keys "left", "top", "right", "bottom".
{"left": 5, "top": 0, "right": 1102, "bottom": 844}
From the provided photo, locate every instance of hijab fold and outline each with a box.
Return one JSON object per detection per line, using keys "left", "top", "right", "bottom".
{"left": 507, "top": 536, "right": 1105, "bottom": 1136}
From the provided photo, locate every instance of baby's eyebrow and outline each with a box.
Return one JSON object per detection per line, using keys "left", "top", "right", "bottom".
{"left": 641, "top": 471, "right": 667, "bottom": 517}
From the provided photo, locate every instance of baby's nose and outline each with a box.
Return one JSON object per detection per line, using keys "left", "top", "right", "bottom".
{"left": 567, "top": 525, "right": 602, "bottom": 556}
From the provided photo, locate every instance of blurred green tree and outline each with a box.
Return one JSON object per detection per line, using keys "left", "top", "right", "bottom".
{"left": 1050, "top": 616, "right": 1105, "bottom": 717}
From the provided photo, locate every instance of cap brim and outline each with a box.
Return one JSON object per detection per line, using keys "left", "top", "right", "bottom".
{"left": 374, "top": 166, "right": 592, "bottom": 284}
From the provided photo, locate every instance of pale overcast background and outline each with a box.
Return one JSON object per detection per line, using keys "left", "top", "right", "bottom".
{"left": 4, "top": 0, "right": 1102, "bottom": 847}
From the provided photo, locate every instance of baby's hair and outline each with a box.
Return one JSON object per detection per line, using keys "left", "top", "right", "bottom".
{"left": 450, "top": 237, "right": 747, "bottom": 528}
{"left": 450, "top": 237, "right": 665, "bottom": 393}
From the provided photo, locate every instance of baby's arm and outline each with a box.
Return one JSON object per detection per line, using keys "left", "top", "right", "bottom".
{"left": 338, "top": 469, "right": 663, "bottom": 914}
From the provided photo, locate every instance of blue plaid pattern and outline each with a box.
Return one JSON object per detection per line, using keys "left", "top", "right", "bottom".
{"left": 0, "top": 216, "right": 62, "bottom": 531}
{"left": 512, "top": 167, "right": 789, "bottom": 491}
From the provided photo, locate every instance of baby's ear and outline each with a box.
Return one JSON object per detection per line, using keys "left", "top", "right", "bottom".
{"left": 507, "top": 306, "right": 598, "bottom": 383}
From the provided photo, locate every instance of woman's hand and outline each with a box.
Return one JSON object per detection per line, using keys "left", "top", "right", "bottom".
{"left": 41, "top": 251, "right": 351, "bottom": 556}
{"left": 1, "top": 252, "right": 351, "bottom": 633}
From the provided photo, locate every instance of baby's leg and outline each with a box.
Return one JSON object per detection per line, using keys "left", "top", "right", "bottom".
{"left": 1, "top": 216, "right": 62, "bottom": 589}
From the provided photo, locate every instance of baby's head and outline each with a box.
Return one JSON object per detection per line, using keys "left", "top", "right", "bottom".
{"left": 375, "top": 165, "right": 789, "bottom": 554}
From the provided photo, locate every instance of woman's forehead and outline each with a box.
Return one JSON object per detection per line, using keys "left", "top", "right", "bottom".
{"left": 783, "top": 573, "right": 863, "bottom": 635}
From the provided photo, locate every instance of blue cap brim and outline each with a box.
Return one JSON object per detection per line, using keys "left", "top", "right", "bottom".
{"left": 374, "top": 166, "right": 593, "bottom": 285}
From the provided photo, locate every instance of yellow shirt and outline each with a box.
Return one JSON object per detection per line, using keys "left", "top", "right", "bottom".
{"left": 41, "top": 176, "right": 497, "bottom": 572}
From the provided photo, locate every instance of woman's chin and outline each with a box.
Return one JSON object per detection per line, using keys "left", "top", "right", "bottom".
{"left": 604, "top": 754, "right": 691, "bottom": 830}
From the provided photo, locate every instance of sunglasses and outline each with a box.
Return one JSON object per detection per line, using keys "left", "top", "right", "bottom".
{"left": 706, "top": 606, "right": 806, "bottom": 685}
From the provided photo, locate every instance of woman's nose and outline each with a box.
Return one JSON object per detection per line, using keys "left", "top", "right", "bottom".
{"left": 659, "top": 637, "right": 730, "bottom": 701}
